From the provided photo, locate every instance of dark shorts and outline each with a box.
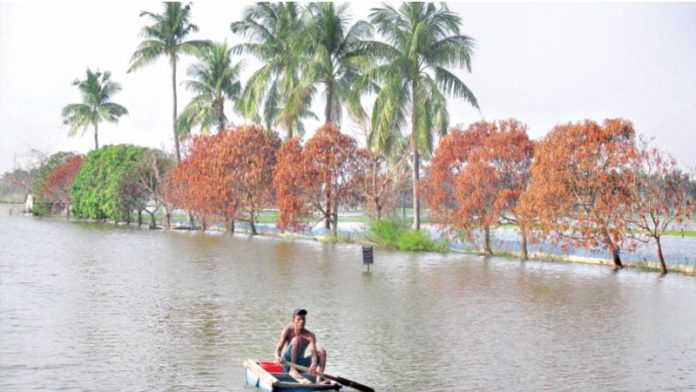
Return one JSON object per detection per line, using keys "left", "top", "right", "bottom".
{"left": 281, "top": 346, "right": 311, "bottom": 373}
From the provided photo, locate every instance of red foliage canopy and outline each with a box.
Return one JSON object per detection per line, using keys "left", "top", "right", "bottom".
{"left": 170, "top": 125, "right": 279, "bottom": 232}
{"left": 520, "top": 118, "right": 637, "bottom": 267}
{"left": 42, "top": 155, "right": 85, "bottom": 213}
{"left": 425, "top": 119, "right": 533, "bottom": 253}
{"left": 273, "top": 124, "right": 362, "bottom": 235}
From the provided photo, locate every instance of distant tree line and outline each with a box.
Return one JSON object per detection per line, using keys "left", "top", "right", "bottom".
{"left": 10, "top": 116, "right": 693, "bottom": 275}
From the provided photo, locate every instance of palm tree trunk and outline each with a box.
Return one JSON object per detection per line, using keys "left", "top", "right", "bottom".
{"left": 217, "top": 99, "right": 225, "bottom": 132}
{"left": 93, "top": 122, "right": 99, "bottom": 150}
{"left": 410, "top": 116, "right": 420, "bottom": 231}
{"left": 325, "top": 82, "right": 334, "bottom": 125}
{"left": 171, "top": 53, "right": 181, "bottom": 163}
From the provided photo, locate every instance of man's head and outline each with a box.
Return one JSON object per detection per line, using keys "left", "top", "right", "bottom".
{"left": 292, "top": 308, "right": 307, "bottom": 330}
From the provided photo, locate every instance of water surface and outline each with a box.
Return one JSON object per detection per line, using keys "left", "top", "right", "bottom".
{"left": 1, "top": 206, "right": 695, "bottom": 391}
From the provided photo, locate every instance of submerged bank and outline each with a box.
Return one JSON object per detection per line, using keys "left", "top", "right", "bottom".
{"left": 11, "top": 204, "right": 691, "bottom": 276}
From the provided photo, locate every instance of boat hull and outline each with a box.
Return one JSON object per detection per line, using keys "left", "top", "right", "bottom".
{"left": 243, "top": 360, "right": 340, "bottom": 391}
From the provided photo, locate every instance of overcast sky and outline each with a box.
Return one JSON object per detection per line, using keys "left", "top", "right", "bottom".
{"left": 1, "top": 1, "right": 695, "bottom": 173}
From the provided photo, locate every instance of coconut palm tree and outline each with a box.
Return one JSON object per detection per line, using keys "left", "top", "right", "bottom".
{"left": 128, "top": 2, "right": 210, "bottom": 162}
{"left": 367, "top": 3, "right": 479, "bottom": 230}
{"left": 302, "top": 2, "right": 374, "bottom": 127}
{"left": 176, "top": 42, "right": 243, "bottom": 135}
{"left": 231, "top": 2, "right": 316, "bottom": 139}
{"left": 62, "top": 68, "right": 128, "bottom": 150}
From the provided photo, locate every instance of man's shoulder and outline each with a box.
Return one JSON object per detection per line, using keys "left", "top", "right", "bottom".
{"left": 281, "top": 326, "right": 293, "bottom": 335}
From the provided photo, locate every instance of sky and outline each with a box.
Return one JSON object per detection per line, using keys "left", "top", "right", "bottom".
{"left": 1, "top": 1, "right": 695, "bottom": 173}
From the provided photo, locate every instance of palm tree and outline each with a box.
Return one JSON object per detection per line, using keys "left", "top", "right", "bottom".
{"left": 128, "top": 2, "right": 210, "bottom": 162}
{"left": 302, "top": 3, "right": 374, "bottom": 126}
{"left": 176, "top": 42, "right": 243, "bottom": 135}
{"left": 367, "top": 3, "right": 479, "bottom": 230}
{"left": 62, "top": 68, "right": 128, "bottom": 150}
{"left": 231, "top": 2, "right": 315, "bottom": 139}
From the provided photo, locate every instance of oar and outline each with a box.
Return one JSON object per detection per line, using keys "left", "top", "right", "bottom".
{"left": 282, "top": 361, "right": 374, "bottom": 392}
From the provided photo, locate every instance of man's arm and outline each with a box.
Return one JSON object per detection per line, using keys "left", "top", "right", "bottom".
{"left": 274, "top": 328, "right": 289, "bottom": 363}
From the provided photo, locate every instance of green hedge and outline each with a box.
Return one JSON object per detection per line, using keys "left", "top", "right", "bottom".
{"left": 71, "top": 144, "right": 146, "bottom": 221}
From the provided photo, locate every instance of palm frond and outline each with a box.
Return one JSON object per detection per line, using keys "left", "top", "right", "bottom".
{"left": 434, "top": 66, "right": 479, "bottom": 109}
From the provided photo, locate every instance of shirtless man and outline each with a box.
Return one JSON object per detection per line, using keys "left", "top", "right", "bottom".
{"left": 274, "top": 309, "right": 328, "bottom": 384}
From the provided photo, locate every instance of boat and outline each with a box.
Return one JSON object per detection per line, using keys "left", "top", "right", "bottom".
{"left": 243, "top": 360, "right": 342, "bottom": 391}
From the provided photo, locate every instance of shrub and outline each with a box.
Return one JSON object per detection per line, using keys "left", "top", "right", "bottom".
{"left": 368, "top": 218, "right": 446, "bottom": 252}
{"left": 367, "top": 219, "right": 403, "bottom": 247}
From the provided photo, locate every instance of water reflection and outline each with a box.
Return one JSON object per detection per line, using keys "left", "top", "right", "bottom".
{"left": 1, "top": 206, "right": 695, "bottom": 391}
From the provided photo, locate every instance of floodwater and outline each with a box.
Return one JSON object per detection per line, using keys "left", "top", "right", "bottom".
{"left": 1, "top": 205, "right": 695, "bottom": 391}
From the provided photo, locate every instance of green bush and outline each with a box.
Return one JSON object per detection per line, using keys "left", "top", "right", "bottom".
{"left": 71, "top": 144, "right": 147, "bottom": 221}
{"left": 368, "top": 219, "right": 403, "bottom": 246}
{"left": 397, "top": 229, "right": 435, "bottom": 251}
{"left": 367, "top": 218, "right": 446, "bottom": 252}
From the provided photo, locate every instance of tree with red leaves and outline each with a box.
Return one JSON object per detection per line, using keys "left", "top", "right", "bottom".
{"left": 520, "top": 118, "right": 637, "bottom": 270}
{"left": 42, "top": 155, "right": 85, "bottom": 217}
{"left": 273, "top": 138, "right": 311, "bottom": 232}
{"left": 171, "top": 126, "right": 279, "bottom": 233}
{"left": 170, "top": 133, "right": 236, "bottom": 231}
{"left": 274, "top": 124, "right": 362, "bottom": 237}
{"left": 218, "top": 125, "right": 280, "bottom": 234}
{"left": 626, "top": 138, "right": 693, "bottom": 275}
{"left": 425, "top": 119, "right": 534, "bottom": 256}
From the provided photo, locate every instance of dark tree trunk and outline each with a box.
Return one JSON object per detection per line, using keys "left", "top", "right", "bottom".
{"left": 521, "top": 233, "right": 528, "bottom": 261}
{"left": 602, "top": 229, "right": 623, "bottom": 270}
{"left": 249, "top": 212, "right": 257, "bottom": 236}
{"left": 325, "top": 186, "right": 332, "bottom": 230}
{"left": 201, "top": 216, "right": 207, "bottom": 232}
{"left": 483, "top": 226, "right": 493, "bottom": 255}
{"left": 610, "top": 245, "right": 623, "bottom": 270}
{"left": 137, "top": 209, "right": 143, "bottom": 227}
{"left": 187, "top": 211, "right": 195, "bottom": 229}
{"left": 656, "top": 237, "right": 667, "bottom": 275}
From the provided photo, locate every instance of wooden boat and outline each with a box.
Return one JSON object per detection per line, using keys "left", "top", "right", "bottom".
{"left": 244, "top": 360, "right": 341, "bottom": 391}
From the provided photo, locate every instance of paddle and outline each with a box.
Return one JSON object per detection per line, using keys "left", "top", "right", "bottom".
{"left": 282, "top": 361, "right": 374, "bottom": 392}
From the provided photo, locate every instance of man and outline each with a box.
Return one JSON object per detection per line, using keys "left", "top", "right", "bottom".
{"left": 274, "top": 309, "right": 328, "bottom": 384}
